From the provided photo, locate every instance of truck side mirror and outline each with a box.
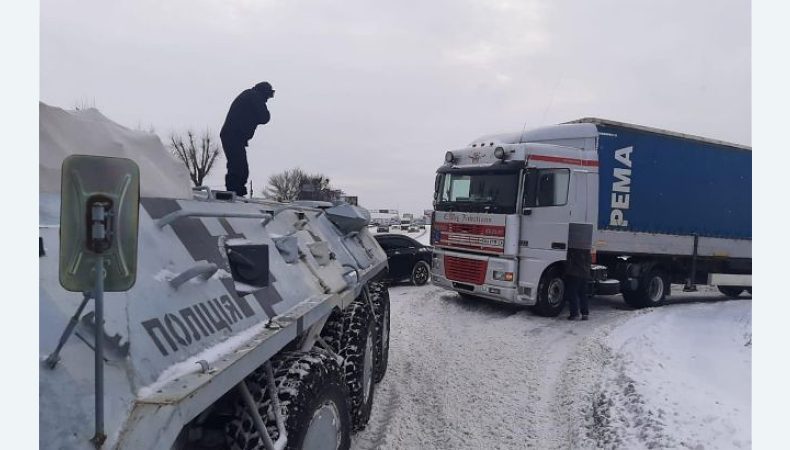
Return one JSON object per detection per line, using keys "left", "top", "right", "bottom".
{"left": 59, "top": 155, "right": 140, "bottom": 292}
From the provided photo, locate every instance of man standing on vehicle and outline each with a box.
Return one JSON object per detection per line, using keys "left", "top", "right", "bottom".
{"left": 565, "top": 248, "right": 592, "bottom": 320}
{"left": 220, "top": 81, "right": 274, "bottom": 197}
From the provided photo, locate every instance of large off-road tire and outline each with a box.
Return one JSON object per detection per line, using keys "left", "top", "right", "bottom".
{"left": 622, "top": 268, "right": 668, "bottom": 308}
{"left": 531, "top": 265, "right": 566, "bottom": 317}
{"left": 319, "top": 309, "right": 344, "bottom": 354}
{"left": 718, "top": 286, "right": 745, "bottom": 298}
{"left": 411, "top": 261, "right": 430, "bottom": 286}
{"left": 338, "top": 297, "right": 376, "bottom": 431}
{"left": 369, "top": 281, "right": 390, "bottom": 383}
{"left": 226, "top": 349, "right": 351, "bottom": 450}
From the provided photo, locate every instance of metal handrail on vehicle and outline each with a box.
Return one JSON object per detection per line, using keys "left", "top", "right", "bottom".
{"left": 156, "top": 210, "right": 273, "bottom": 228}
{"left": 168, "top": 261, "right": 219, "bottom": 289}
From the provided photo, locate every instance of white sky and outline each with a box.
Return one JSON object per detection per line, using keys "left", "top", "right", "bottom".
{"left": 40, "top": 0, "right": 750, "bottom": 214}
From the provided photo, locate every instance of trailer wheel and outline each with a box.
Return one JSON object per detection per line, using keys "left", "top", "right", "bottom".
{"left": 411, "top": 261, "right": 430, "bottom": 286}
{"left": 369, "top": 281, "right": 390, "bottom": 383}
{"left": 226, "top": 349, "right": 351, "bottom": 450}
{"left": 718, "top": 286, "right": 745, "bottom": 298}
{"left": 531, "top": 266, "right": 566, "bottom": 317}
{"left": 623, "top": 269, "right": 668, "bottom": 308}
{"left": 338, "top": 297, "right": 376, "bottom": 430}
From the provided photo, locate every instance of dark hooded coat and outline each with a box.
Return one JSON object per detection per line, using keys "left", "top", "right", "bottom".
{"left": 220, "top": 83, "right": 271, "bottom": 145}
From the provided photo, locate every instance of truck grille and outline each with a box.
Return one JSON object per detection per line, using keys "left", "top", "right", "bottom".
{"left": 444, "top": 256, "right": 487, "bottom": 285}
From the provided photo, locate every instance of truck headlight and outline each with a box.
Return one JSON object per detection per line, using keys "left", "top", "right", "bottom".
{"left": 493, "top": 271, "right": 514, "bottom": 281}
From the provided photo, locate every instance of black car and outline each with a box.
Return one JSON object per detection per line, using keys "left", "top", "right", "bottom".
{"left": 374, "top": 234, "right": 432, "bottom": 286}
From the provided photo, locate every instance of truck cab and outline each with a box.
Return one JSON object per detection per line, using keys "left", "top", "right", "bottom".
{"left": 430, "top": 123, "right": 615, "bottom": 315}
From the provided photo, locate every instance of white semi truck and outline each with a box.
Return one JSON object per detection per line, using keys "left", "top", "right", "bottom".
{"left": 430, "top": 118, "right": 751, "bottom": 316}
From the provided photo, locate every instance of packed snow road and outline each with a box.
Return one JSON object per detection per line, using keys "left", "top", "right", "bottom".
{"left": 352, "top": 284, "right": 751, "bottom": 449}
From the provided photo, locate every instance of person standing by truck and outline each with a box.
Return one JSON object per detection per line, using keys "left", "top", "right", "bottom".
{"left": 220, "top": 81, "right": 274, "bottom": 196}
{"left": 565, "top": 248, "right": 592, "bottom": 320}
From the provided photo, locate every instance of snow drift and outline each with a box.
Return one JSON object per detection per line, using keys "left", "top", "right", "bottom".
{"left": 39, "top": 102, "right": 191, "bottom": 198}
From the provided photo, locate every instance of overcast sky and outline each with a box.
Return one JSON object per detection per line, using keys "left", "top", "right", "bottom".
{"left": 41, "top": 0, "right": 750, "bottom": 214}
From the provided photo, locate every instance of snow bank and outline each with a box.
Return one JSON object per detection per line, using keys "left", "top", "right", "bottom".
{"left": 39, "top": 102, "right": 191, "bottom": 198}
{"left": 590, "top": 300, "right": 751, "bottom": 449}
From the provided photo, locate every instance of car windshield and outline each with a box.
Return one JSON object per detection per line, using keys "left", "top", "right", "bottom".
{"left": 435, "top": 171, "right": 519, "bottom": 214}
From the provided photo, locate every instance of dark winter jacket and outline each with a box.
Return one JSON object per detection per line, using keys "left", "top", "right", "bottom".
{"left": 565, "top": 248, "right": 591, "bottom": 279}
{"left": 220, "top": 86, "right": 271, "bottom": 144}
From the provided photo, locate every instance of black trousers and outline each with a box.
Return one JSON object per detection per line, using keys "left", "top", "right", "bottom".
{"left": 221, "top": 135, "right": 249, "bottom": 197}
{"left": 566, "top": 275, "right": 589, "bottom": 317}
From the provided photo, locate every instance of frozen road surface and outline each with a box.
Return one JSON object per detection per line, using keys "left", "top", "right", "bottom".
{"left": 352, "top": 284, "right": 751, "bottom": 449}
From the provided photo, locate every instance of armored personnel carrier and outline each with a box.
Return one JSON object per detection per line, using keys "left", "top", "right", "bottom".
{"left": 39, "top": 103, "right": 391, "bottom": 449}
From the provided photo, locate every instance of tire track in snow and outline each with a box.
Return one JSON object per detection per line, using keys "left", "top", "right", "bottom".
{"left": 352, "top": 285, "right": 632, "bottom": 449}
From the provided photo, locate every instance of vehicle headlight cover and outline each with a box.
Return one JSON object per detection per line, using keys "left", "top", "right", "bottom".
{"left": 493, "top": 270, "right": 514, "bottom": 282}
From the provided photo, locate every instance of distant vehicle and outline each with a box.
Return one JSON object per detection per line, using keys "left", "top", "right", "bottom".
{"left": 408, "top": 225, "right": 419, "bottom": 233}
{"left": 371, "top": 209, "right": 400, "bottom": 227}
{"left": 377, "top": 225, "right": 390, "bottom": 233}
{"left": 374, "top": 234, "right": 432, "bottom": 286}
{"left": 400, "top": 213, "right": 414, "bottom": 230}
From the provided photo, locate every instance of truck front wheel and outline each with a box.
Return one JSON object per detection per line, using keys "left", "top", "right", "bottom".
{"left": 531, "top": 266, "right": 566, "bottom": 317}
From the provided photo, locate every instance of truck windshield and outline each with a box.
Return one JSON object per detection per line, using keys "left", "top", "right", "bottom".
{"left": 436, "top": 171, "right": 519, "bottom": 214}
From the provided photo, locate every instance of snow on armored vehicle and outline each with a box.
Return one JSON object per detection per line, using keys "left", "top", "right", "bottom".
{"left": 39, "top": 103, "right": 391, "bottom": 449}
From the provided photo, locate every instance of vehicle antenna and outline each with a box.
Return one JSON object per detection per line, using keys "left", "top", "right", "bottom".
{"left": 540, "top": 73, "right": 564, "bottom": 124}
{"left": 521, "top": 72, "right": 564, "bottom": 142}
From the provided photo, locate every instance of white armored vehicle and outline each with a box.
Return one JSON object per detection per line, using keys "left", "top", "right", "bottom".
{"left": 39, "top": 104, "right": 391, "bottom": 449}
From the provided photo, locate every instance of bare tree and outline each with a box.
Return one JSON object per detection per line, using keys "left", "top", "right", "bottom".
{"left": 262, "top": 168, "right": 307, "bottom": 201}
{"left": 169, "top": 130, "right": 222, "bottom": 187}
{"left": 262, "top": 168, "right": 339, "bottom": 202}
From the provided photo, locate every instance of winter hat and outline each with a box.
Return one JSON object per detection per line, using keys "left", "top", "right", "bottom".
{"left": 254, "top": 82, "right": 274, "bottom": 94}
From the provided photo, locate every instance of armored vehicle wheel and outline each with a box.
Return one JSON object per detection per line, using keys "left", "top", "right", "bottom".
{"left": 369, "top": 281, "right": 390, "bottom": 383}
{"left": 411, "top": 261, "right": 430, "bottom": 286}
{"left": 226, "top": 349, "right": 351, "bottom": 450}
{"left": 622, "top": 269, "right": 668, "bottom": 308}
{"left": 531, "top": 266, "right": 566, "bottom": 317}
{"left": 338, "top": 297, "right": 376, "bottom": 430}
{"left": 718, "top": 286, "right": 745, "bottom": 298}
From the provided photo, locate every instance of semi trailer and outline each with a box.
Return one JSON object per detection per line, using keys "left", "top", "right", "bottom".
{"left": 39, "top": 103, "right": 391, "bottom": 449}
{"left": 430, "top": 118, "right": 751, "bottom": 316}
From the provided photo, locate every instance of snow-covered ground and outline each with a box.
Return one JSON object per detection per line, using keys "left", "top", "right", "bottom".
{"left": 352, "top": 282, "right": 751, "bottom": 449}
